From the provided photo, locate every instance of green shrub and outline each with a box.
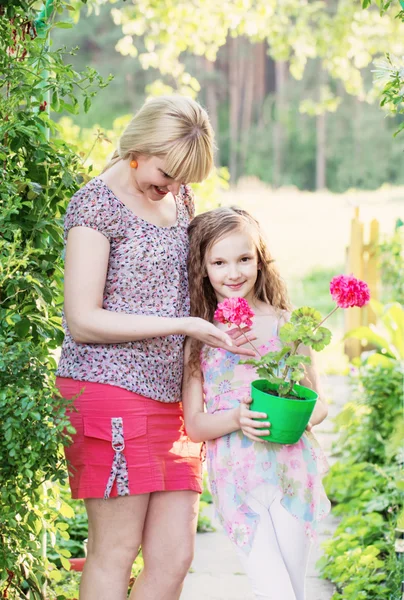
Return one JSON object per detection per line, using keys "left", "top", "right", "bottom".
{"left": 332, "top": 364, "right": 403, "bottom": 465}
{"left": 0, "top": 1, "right": 108, "bottom": 596}
{"left": 319, "top": 362, "right": 403, "bottom": 599}
{"left": 379, "top": 222, "right": 404, "bottom": 305}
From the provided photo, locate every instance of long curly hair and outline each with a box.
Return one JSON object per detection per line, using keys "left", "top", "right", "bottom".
{"left": 187, "top": 206, "right": 291, "bottom": 375}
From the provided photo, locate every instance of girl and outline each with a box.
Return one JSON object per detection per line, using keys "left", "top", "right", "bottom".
{"left": 183, "top": 207, "right": 331, "bottom": 600}
{"left": 55, "top": 97, "right": 254, "bottom": 600}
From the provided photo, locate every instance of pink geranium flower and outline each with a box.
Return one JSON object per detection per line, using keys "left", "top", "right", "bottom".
{"left": 329, "top": 275, "right": 370, "bottom": 309}
{"left": 214, "top": 297, "right": 255, "bottom": 328}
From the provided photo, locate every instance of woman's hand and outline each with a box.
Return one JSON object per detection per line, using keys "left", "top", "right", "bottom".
{"left": 238, "top": 396, "right": 270, "bottom": 442}
{"left": 183, "top": 317, "right": 255, "bottom": 356}
{"left": 227, "top": 326, "right": 258, "bottom": 348}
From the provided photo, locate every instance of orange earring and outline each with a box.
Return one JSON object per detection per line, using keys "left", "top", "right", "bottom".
{"left": 130, "top": 159, "right": 138, "bottom": 169}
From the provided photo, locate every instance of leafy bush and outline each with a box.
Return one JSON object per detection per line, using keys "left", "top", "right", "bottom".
{"left": 333, "top": 363, "right": 403, "bottom": 465}
{"left": 321, "top": 460, "right": 403, "bottom": 600}
{"left": 319, "top": 362, "right": 403, "bottom": 599}
{"left": 0, "top": 1, "right": 108, "bottom": 596}
{"left": 318, "top": 511, "right": 401, "bottom": 600}
{"left": 379, "top": 222, "right": 404, "bottom": 305}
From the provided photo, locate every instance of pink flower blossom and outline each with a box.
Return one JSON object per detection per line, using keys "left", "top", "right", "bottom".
{"left": 329, "top": 274, "right": 370, "bottom": 309}
{"left": 214, "top": 297, "right": 255, "bottom": 327}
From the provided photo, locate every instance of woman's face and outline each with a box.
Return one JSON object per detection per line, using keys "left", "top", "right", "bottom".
{"left": 133, "top": 155, "right": 182, "bottom": 201}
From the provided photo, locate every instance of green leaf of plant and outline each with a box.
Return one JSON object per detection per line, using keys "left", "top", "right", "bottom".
{"left": 54, "top": 21, "right": 73, "bottom": 29}
{"left": 345, "top": 326, "right": 397, "bottom": 359}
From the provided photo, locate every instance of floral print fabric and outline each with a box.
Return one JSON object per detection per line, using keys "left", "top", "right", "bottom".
{"left": 200, "top": 320, "right": 331, "bottom": 555}
{"left": 104, "top": 417, "right": 130, "bottom": 499}
{"left": 56, "top": 177, "right": 193, "bottom": 403}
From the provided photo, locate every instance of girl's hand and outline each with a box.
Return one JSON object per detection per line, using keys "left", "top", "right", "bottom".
{"left": 238, "top": 396, "right": 270, "bottom": 442}
{"left": 183, "top": 318, "right": 255, "bottom": 356}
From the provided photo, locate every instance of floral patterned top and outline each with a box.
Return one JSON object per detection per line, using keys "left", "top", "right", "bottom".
{"left": 56, "top": 177, "right": 194, "bottom": 403}
{"left": 200, "top": 318, "right": 331, "bottom": 554}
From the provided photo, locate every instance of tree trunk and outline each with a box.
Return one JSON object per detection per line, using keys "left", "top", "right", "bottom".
{"left": 272, "top": 60, "right": 287, "bottom": 189}
{"left": 228, "top": 36, "right": 240, "bottom": 184}
{"left": 254, "top": 42, "right": 266, "bottom": 108}
{"left": 240, "top": 42, "right": 254, "bottom": 175}
{"left": 204, "top": 57, "right": 219, "bottom": 166}
{"left": 316, "top": 111, "right": 326, "bottom": 190}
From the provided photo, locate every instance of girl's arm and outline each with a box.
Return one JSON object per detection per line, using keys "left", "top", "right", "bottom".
{"left": 64, "top": 227, "right": 253, "bottom": 353}
{"left": 298, "top": 346, "right": 328, "bottom": 427}
{"left": 182, "top": 340, "right": 270, "bottom": 443}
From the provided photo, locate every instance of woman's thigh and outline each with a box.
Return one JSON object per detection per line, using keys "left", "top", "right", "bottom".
{"left": 141, "top": 490, "right": 200, "bottom": 570}
{"left": 85, "top": 493, "right": 150, "bottom": 563}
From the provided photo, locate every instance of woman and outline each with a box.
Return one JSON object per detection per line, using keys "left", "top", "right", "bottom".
{"left": 56, "top": 95, "right": 253, "bottom": 600}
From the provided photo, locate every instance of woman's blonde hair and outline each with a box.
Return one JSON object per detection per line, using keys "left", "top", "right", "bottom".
{"left": 102, "top": 95, "right": 214, "bottom": 183}
{"left": 187, "top": 206, "right": 291, "bottom": 374}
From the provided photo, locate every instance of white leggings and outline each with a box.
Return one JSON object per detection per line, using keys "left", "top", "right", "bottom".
{"left": 233, "top": 485, "right": 311, "bottom": 600}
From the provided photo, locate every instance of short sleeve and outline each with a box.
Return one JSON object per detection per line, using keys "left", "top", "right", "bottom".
{"left": 64, "top": 179, "right": 122, "bottom": 242}
{"left": 180, "top": 184, "right": 195, "bottom": 221}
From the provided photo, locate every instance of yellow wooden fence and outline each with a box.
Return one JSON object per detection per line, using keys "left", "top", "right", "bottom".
{"left": 344, "top": 207, "right": 380, "bottom": 359}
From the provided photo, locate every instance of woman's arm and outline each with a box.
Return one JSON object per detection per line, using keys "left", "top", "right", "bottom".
{"left": 64, "top": 227, "right": 254, "bottom": 353}
{"left": 182, "top": 341, "right": 270, "bottom": 443}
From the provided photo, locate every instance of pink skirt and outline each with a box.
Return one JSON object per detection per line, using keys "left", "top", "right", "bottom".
{"left": 56, "top": 377, "right": 203, "bottom": 499}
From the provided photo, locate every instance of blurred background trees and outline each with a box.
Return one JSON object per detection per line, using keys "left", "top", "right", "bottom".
{"left": 53, "top": 0, "right": 404, "bottom": 191}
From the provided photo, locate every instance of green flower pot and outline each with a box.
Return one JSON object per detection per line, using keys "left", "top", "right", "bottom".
{"left": 250, "top": 380, "right": 317, "bottom": 445}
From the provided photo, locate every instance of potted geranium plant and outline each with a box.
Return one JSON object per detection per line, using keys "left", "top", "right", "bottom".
{"left": 214, "top": 274, "right": 370, "bottom": 444}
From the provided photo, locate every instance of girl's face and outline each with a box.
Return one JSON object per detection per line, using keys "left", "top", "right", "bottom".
{"left": 134, "top": 155, "right": 182, "bottom": 201}
{"left": 205, "top": 229, "right": 260, "bottom": 305}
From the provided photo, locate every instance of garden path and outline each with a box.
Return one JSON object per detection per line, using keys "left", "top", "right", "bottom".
{"left": 181, "top": 375, "right": 349, "bottom": 600}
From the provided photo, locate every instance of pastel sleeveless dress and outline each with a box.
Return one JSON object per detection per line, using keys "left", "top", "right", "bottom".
{"left": 200, "top": 320, "right": 331, "bottom": 555}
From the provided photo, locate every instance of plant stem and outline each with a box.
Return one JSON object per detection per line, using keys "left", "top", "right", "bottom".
{"left": 281, "top": 341, "right": 300, "bottom": 380}
{"left": 314, "top": 305, "right": 339, "bottom": 330}
{"left": 238, "top": 326, "right": 261, "bottom": 357}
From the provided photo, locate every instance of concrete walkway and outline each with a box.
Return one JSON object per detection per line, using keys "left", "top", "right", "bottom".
{"left": 182, "top": 375, "right": 349, "bottom": 600}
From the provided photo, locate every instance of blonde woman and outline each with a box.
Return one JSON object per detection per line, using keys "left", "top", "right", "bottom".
{"left": 55, "top": 96, "right": 254, "bottom": 600}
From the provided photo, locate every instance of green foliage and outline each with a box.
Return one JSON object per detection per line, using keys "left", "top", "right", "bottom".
{"left": 51, "top": 2, "right": 404, "bottom": 191}
{"left": 332, "top": 363, "right": 404, "bottom": 465}
{"left": 289, "top": 265, "right": 345, "bottom": 320}
{"left": 319, "top": 361, "right": 404, "bottom": 599}
{"left": 0, "top": 0, "right": 108, "bottom": 596}
{"left": 243, "top": 302, "right": 335, "bottom": 397}
{"left": 379, "top": 222, "right": 404, "bottom": 304}
{"left": 197, "top": 501, "right": 215, "bottom": 533}
{"left": 47, "top": 485, "right": 88, "bottom": 562}
{"left": 243, "top": 80, "right": 404, "bottom": 193}
{"left": 112, "top": 0, "right": 403, "bottom": 100}
{"left": 346, "top": 300, "right": 404, "bottom": 366}
{"left": 320, "top": 461, "right": 403, "bottom": 599}
{"left": 318, "top": 510, "right": 400, "bottom": 600}
{"left": 363, "top": 0, "right": 404, "bottom": 137}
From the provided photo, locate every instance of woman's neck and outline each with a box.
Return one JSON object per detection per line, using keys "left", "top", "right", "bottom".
{"left": 100, "top": 159, "right": 142, "bottom": 199}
